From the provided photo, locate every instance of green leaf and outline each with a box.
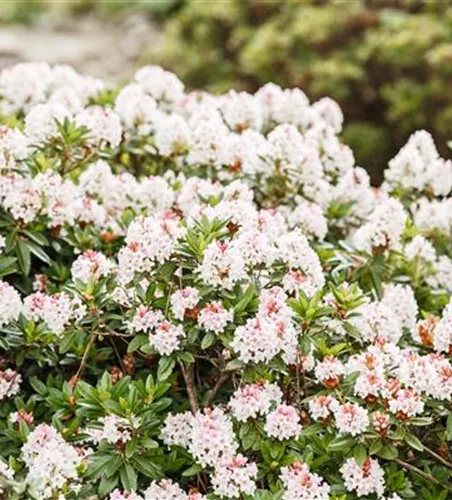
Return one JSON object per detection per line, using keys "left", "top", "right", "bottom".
{"left": 17, "top": 239, "right": 31, "bottom": 275}
{"left": 59, "top": 330, "right": 78, "bottom": 354}
{"left": 377, "top": 443, "right": 398, "bottom": 460}
{"left": 446, "top": 414, "right": 452, "bottom": 441}
{"left": 29, "top": 377, "right": 48, "bottom": 396}
{"left": 119, "top": 463, "right": 137, "bottom": 492}
{"left": 178, "top": 351, "right": 195, "bottom": 364}
{"left": 354, "top": 444, "right": 367, "bottom": 467}
{"left": 157, "top": 356, "right": 175, "bottom": 381}
{"left": 131, "top": 455, "right": 162, "bottom": 479}
{"left": 98, "top": 474, "right": 118, "bottom": 497}
{"left": 328, "top": 436, "right": 355, "bottom": 451}
{"left": 405, "top": 433, "right": 424, "bottom": 452}
{"left": 127, "top": 334, "right": 148, "bottom": 353}
{"left": 369, "top": 439, "right": 383, "bottom": 456}
{"left": 125, "top": 439, "right": 138, "bottom": 459}
{"left": 0, "top": 256, "right": 17, "bottom": 272}
{"left": 300, "top": 335, "right": 311, "bottom": 356}
{"left": 182, "top": 463, "right": 203, "bottom": 477}
{"left": 225, "top": 359, "right": 244, "bottom": 371}
{"left": 201, "top": 332, "right": 216, "bottom": 350}
{"left": 22, "top": 230, "right": 49, "bottom": 246}
{"left": 26, "top": 241, "right": 51, "bottom": 264}
{"left": 88, "top": 453, "right": 117, "bottom": 479}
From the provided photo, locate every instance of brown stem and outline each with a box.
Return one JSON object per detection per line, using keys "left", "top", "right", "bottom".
{"left": 394, "top": 458, "right": 444, "bottom": 487}
{"left": 179, "top": 361, "right": 199, "bottom": 414}
{"left": 109, "top": 337, "right": 125, "bottom": 373}
{"left": 205, "top": 370, "right": 228, "bottom": 407}
{"left": 101, "top": 325, "right": 134, "bottom": 338}
{"left": 75, "top": 334, "right": 96, "bottom": 379}
{"left": 423, "top": 445, "right": 452, "bottom": 470}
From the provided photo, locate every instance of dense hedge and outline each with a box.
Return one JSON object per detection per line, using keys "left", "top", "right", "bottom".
{"left": 0, "top": 61, "right": 452, "bottom": 499}
{"left": 149, "top": 0, "right": 452, "bottom": 182}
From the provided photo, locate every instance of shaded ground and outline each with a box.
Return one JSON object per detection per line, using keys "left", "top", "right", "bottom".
{"left": 0, "top": 12, "right": 162, "bottom": 83}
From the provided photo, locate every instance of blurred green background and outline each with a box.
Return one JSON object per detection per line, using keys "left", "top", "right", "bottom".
{"left": 1, "top": 0, "right": 452, "bottom": 184}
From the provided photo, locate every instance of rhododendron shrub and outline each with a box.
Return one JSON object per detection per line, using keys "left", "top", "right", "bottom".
{"left": 0, "top": 63, "right": 451, "bottom": 500}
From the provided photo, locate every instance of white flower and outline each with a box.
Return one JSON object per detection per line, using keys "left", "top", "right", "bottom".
{"left": 115, "top": 83, "right": 156, "bottom": 132}
{"left": 118, "top": 213, "right": 184, "bottom": 284}
{"left": 334, "top": 403, "right": 369, "bottom": 436}
{"left": 143, "top": 479, "right": 187, "bottom": 500}
{"left": 265, "top": 404, "right": 302, "bottom": 440}
{"left": 277, "top": 230, "right": 325, "bottom": 296}
{"left": 22, "top": 292, "right": 85, "bottom": 335}
{"left": 388, "top": 388, "right": 424, "bottom": 418}
{"left": 150, "top": 321, "right": 185, "bottom": 355}
{"left": 211, "top": 455, "right": 258, "bottom": 498}
{"left": 161, "top": 412, "right": 194, "bottom": 448}
{"left": 434, "top": 316, "right": 452, "bottom": 353}
{"left": 280, "top": 461, "right": 331, "bottom": 500}
{"left": 87, "top": 415, "right": 139, "bottom": 445}
{"left": 381, "top": 284, "right": 418, "bottom": 332}
{"left": 229, "top": 382, "right": 283, "bottom": 421}
{"left": 25, "top": 102, "right": 70, "bottom": 144}
{"left": 288, "top": 200, "right": 328, "bottom": 241}
{"left": 198, "top": 301, "right": 233, "bottom": 334}
{"left": 340, "top": 457, "right": 385, "bottom": 498}
{"left": 188, "top": 408, "right": 238, "bottom": 467}
{"left": 75, "top": 106, "right": 122, "bottom": 148}
{"left": 0, "top": 126, "right": 29, "bottom": 170}
{"left": 170, "top": 287, "right": 200, "bottom": 321}
{"left": 109, "top": 490, "right": 143, "bottom": 500}
{"left": 314, "top": 355, "right": 346, "bottom": 387}
{"left": 308, "top": 395, "right": 339, "bottom": 420}
{"left": 71, "top": 250, "right": 113, "bottom": 284}
{"left": 198, "top": 240, "right": 246, "bottom": 290}
{"left": 384, "top": 130, "right": 452, "bottom": 196}
{"left": 21, "top": 424, "right": 83, "bottom": 499}
{"left": 219, "top": 90, "right": 262, "bottom": 132}
{"left": 405, "top": 235, "right": 436, "bottom": 263}
{"left": 0, "top": 281, "right": 21, "bottom": 327}
{"left": 352, "top": 302, "right": 402, "bottom": 344}
{"left": 0, "top": 369, "right": 21, "bottom": 400}
{"left": 353, "top": 197, "right": 407, "bottom": 253}
{"left": 134, "top": 66, "right": 184, "bottom": 108}
{"left": 312, "top": 97, "right": 343, "bottom": 134}
{"left": 155, "top": 114, "right": 191, "bottom": 156}
{"left": 0, "top": 62, "right": 51, "bottom": 114}
{"left": 128, "top": 306, "right": 164, "bottom": 334}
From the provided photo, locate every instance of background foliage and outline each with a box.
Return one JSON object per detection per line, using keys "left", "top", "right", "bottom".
{"left": 149, "top": 0, "right": 452, "bottom": 183}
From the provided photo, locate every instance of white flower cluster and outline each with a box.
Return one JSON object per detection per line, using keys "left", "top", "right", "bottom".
{"left": 198, "top": 301, "right": 233, "bottom": 334}
{"left": 87, "top": 414, "right": 140, "bottom": 445}
{"left": 228, "top": 381, "right": 283, "bottom": 421}
{"left": 0, "top": 369, "right": 21, "bottom": 401}
{"left": 162, "top": 408, "right": 238, "bottom": 467}
{"left": 128, "top": 305, "right": 185, "bottom": 355}
{"left": 231, "top": 287, "right": 300, "bottom": 364}
{"left": 21, "top": 424, "right": 84, "bottom": 499}
{"left": 71, "top": 250, "right": 114, "bottom": 284}
{"left": 109, "top": 479, "right": 206, "bottom": 500}
{"left": 0, "top": 61, "right": 379, "bottom": 249}
{"left": 280, "top": 461, "right": 331, "bottom": 500}
{"left": 264, "top": 403, "right": 302, "bottom": 440}
{"left": 210, "top": 454, "right": 258, "bottom": 498}
{"left": 340, "top": 457, "right": 385, "bottom": 498}
{"left": 162, "top": 409, "right": 257, "bottom": 497}
{"left": 22, "top": 291, "right": 86, "bottom": 335}
{"left": 384, "top": 130, "right": 452, "bottom": 197}
{"left": 0, "top": 281, "right": 21, "bottom": 327}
